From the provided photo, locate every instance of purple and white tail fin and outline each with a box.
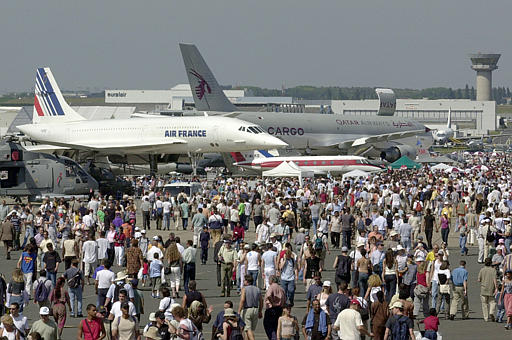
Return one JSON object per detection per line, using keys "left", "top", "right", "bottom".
{"left": 33, "top": 67, "right": 86, "bottom": 124}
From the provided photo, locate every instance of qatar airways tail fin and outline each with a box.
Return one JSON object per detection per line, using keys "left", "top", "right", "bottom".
{"left": 32, "top": 67, "right": 86, "bottom": 124}
{"left": 179, "top": 43, "right": 238, "bottom": 112}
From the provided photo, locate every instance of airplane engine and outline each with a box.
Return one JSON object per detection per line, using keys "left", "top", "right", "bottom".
{"left": 379, "top": 145, "right": 416, "bottom": 163}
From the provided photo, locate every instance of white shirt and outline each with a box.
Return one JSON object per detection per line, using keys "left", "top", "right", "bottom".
{"left": 106, "top": 283, "right": 134, "bottom": 299}
{"left": 246, "top": 251, "right": 260, "bottom": 271}
{"left": 163, "top": 201, "right": 172, "bottom": 214}
{"left": 334, "top": 308, "right": 363, "bottom": 340}
{"left": 158, "top": 296, "right": 175, "bottom": 320}
{"left": 97, "top": 238, "right": 109, "bottom": 260}
{"left": 109, "top": 300, "right": 137, "bottom": 318}
{"left": 261, "top": 250, "right": 277, "bottom": 269}
{"left": 176, "top": 243, "right": 185, "bottom": 254}
{"left": 2, "top": 314, "right": 29, "bottom": 339}
{"left": 146, "top": 246, "right": 163, "bottom": 261}
{"left": 82, "top": 240, "right": 98, "bottom": 263}
{"left": 96, "top": 269, "right": 115, "bottom": 289}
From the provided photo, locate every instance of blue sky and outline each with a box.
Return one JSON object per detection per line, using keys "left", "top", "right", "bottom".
{"left": 1, "top": 0, "right": 511, "bottom": 92}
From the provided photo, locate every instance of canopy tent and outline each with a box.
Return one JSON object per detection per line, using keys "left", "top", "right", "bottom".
{"left": 342, "top": 169, "right": 370, "bottom": 181}
{"left": 444, "top": 166, "right": 462, "bottom": 173}
{"left": 262, "top": 161, "right": 314, "bottom": 185}
{"left": 389, "top": 156, "right": 422, "bottom": 170}
{"left": 431, "top": 163, "right": 451, "bottom": 171}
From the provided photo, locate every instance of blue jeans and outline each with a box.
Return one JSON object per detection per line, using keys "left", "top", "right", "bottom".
{"left": 22, "top": 227, "right": 34, "bottom": 248}
{"left": 358, "top": 272, "right": 369, "bottom": 297}
{"left": 69, "top": 287, "right": 83, "bottom": 316}
{"left": 459, "top": 235, "right": 467, "bottom": 255}
{"left": 248, "top": 270, "right": 259, "bottom": 286}
{"left": 402, "top": 238, "right": 412, "bottom": 251}
{"left": 281, "top": 279, "right": 295, "bottom": 305}
{"left": 441, "top": 228, "right": 450, "bottom": 246}
{"left": 342, "top": 230, "right": 352, "bottom": 249}
{"left": 182, "top": 218, "right": 188, "bottom": 230}
{"left": 47, "top": 271, "right": 57, "bottom": 286}
{"left": 431, "top": 281, "right": 439, "bottom": 309}
{"left": 384, "top": 274, "right": 397, "bottom": 302}
{"left": 312, "top": 218, "right": 319, "bottom": 235}
{"left": 506, "top": 238, "right": 512, "bottom": 256}
{"left": 163, "top": 213, "right": 171, "bottom": 230}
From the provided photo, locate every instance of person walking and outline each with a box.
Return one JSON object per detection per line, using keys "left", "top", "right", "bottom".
{"left": 164, "top": 242, "right": 182, "bottom": 299}
{"left": 48, "top": 277, "right": 70, "bottom": 340}
{"left": 63, "top": 259, "right": 83, "bottom": 318}
{"left": 81, "top": 233, "right": 97, "bottom": 286}
{"left": 30, "top": 307, "right": 58, "bottom": 340}
{"left": 263, "top": 276, "right": 285, "bottom": 340}
{"left": 219, "top": 239, "right": 237, "bottom": 297}
{"left": 456, "top": 217, "right": 469, "bottom": 256}
{"left": 111, "top": 302, "right": 140, "bottom": 340}
{"left": 277, "top": 303, "right": 300, "bottom": 340}
{"left": 499, "top": 270, "right": 512, "bottom": 329}
{"left": 383, "top": 301, "right": 415, "bottom": 340}
{"left": 77, "top": 304, "right": 106, "bottom": 340}
{"left": 42, "top": 243, "right": 61, "bottom": 286}
{"left": 478, "top": 257, "right": 498, "bottom": 322}
{"left": 370, "top": 291, "right": 389, "bottom": 340}
{"left": 302, "top": 298, "right": 331, "bottom": 340}
{"left": 382, "top": 249, "right": 398, "bottom": 303}
{"left": 0, "top": 215, "right": 14, "bottom": 259}
{"left": 182, "top": 240, "right": 197, "bottom": 294}
{"left": 279, "top": 249, "right": 297, "bottom": 305}
{"left": 17, "top": 243, "right": 37, "bottom": 300}
{"left": 449, "top": 260, "right": 469, "bottom": 320}
{"left": 7, "top": 269, "right": 25, "bottom": 313}
{"left": 191, "top": 207, "right": 207, "bottom": 248}
{"left": 125, "top": 239, "right": 143, "bottom": 278}
{"left": 238, "top": 275, "right": 263, "bottom": 340}
{"left": 333, "top": 298, "right": 374, "bottom": 340}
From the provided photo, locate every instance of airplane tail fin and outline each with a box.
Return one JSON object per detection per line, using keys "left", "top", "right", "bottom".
{"left": 33, "top": 67, "right": 86, "bottom": 124}
{"left": 447, "top": 107, "right": 452, "bottom": 129}
{"left": 179, "top": 43, "right": 238, "bottom": 112}
{"left": 230, "top": 149, "right": 279, "bottom": 163}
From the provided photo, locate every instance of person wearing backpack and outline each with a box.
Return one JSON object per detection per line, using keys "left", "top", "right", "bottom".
{"left": 33, "top": 269, "right": 53, "bottom": 309}
{"left": 333, "top": 247, "right": 352, "bottom": 287}
{"left": 383, "top": 301, "right": 414, "bottom": 340}
{"left": 64, "top": 259, "right": 83, "bottom": 318}
{"left": 216, "top": 308, "right": 243, "bottom": 340}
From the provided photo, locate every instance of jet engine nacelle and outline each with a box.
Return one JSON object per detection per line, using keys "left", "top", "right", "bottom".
{"left": 380, "top": 145, "right": 416, "bottom": 163}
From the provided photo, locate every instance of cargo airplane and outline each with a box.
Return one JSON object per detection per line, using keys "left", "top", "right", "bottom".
{"left": 179, "top": 44, "right": 433, "bottom": 162}
{"left": 16, "top": 68, "right": 288, "bottom": 170}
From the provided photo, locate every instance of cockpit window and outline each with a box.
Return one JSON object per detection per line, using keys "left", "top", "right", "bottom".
{"left": 248, "top": 127, "right": 260, "bottom": 134}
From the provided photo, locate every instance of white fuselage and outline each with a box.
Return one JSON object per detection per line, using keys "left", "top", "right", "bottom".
{"left": 433, "top": 128, "right": 454, "bottom": 144}
{"left": 17, "top": 116, "right": 287, "bottom": 155}
{"left": 234, "top": 155, "right": 384, "bottom": 175}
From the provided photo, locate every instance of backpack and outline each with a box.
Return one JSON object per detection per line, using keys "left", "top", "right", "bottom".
{"left": 486, "top": 227, "right": 495, "bottom": 243}
{"left": 34, "top": 279, "right": 50, "bottom": 302}
{"left": 113, "top": 284, "right": 123, "bottom": 302}
{"left": 227, "top": 321, "right": 243, "bottom": 340}
{"left": 335, "top": 255, "right": 351, "bottom": 278}
{"left": 391, "top": 315, "right": 409, "bottom": 340}
{"left": 415, "top": 201, "right": 422, "bottom": 212}
{"left": 67, "top": 270, "right": 82, "bottom": 289}
{"left": 314, "top": 236, "right": 324, "bottom": 251}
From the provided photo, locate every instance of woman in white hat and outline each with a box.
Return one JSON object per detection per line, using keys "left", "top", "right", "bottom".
{"left": 315, "top": 281, "right": 332, "bottom": 313}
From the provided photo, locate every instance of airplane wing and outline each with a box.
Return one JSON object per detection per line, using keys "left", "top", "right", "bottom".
{"left": 19, "top": 144, "right": 71, "bottom": 153}
{"left": 336, "top": 129, "right": 428, "bottom": 148}
{"left": 49, "top": 139, "right": 188, "bottom": 154}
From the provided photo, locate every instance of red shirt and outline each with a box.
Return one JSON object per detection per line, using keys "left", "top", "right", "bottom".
{"left": 82, "top": 318, "right": 102, "bottom": 340}
{"left": 423, "top": 315, "right": 439, "bottom": 331}
{"left": 417, "top": 272, "right": 428, "bottom": 287}
{"left": 114, "top": 232, "right": 126, "bottom": 247}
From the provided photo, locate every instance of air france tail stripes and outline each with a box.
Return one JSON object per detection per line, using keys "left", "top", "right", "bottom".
{"left": 34, "top": 68, "right": 65, "bottom": 116}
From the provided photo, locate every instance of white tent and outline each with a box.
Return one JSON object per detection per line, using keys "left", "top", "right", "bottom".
{"left": 444, "top": 166, "right": 461, "bottom": 173}
{"left": 431, "top": 163, "right": 451, "bottom": 170}
{"left": 262, "top": 161, "right": 313, "bottom": 185}
{"left": 342, "top": 169, "right": 369, "bottom": 181}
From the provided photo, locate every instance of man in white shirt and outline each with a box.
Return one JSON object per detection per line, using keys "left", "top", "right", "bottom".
{"left": 95, "top": 262, "right": 115, "bottom": 308}
{"left": 333, "top": 299, "right": 373, "bottom": 339}
{"left": 146, "top": 237, "right": 163, "bottom": 261}
{"left": 5, "top": 302, "right": 29, "bottom": 339}
{"left": 96, "top": 231, "right": 109, "bottom": 263}
{"left": 82, "top": 234, "right": 98, "bottom": 285}
{"left": 261, "top": 245, "right": 277, "bottom": 289}
{"left": 372, "top": 211, "right": 388, "bottom": 238}
{"left": 108, "top": 289, "right": 137, "bottom": 320}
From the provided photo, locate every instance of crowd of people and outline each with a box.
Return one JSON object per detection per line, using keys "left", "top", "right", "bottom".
{"left": 0, "top": 151, "right": 510, "bottom": 339}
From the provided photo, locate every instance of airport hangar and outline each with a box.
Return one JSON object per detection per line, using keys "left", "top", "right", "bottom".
{"left": 104, "top": 85, "right": 497, "bottom": 137}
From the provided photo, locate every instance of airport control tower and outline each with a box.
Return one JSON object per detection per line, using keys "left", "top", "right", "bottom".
{"left": 469, "top": 53, "right": 500, "bottom": 101}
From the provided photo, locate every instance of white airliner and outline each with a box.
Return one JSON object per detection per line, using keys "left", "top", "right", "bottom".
{"left": 16, "top": 68, "right": 287, "bottom": 156}
{"left": 432, "top": 108, "right": 454, "bottom": 144}
{"left": 231, "top": 150, "right": 384, "bottom": 175}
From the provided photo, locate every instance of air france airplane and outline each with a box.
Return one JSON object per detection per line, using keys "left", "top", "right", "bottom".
{"left": 17, "top": 68, "right": 287, "bottom": 155}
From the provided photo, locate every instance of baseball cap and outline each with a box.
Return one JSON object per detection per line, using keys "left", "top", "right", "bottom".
{"left": 134, "top": 227, "right": 140, "bottom": 231}
{"left": 141, "top": 230, "right": 146, "bottom": 234}
{"left": 40, "top": 307, "right": 50, "bottom": 315}
{"left": 148, "top": 312, "right": 157, "bottom": 322}
{"left": 153, "top": 236, "right": 159, "bottom": 240}
{"left": 341, "top": 246, "right": 348, "bottom": 252}
{"left": 323, "top": 280, "right": 331, "bottom": 287}
{"left": 350, "top": 299, "right": 361, "bottom": 306}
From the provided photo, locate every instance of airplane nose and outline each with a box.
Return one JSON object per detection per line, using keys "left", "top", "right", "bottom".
{"left": 267, "top": 136, "right": 287, "bottom": 148}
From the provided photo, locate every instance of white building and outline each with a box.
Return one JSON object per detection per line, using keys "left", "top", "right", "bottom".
{"left": 330, "top": 99, "right": 496, "bottom": 135}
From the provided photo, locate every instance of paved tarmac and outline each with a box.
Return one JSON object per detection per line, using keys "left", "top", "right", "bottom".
{"left": 3, "top": 219, "right": 511, "bottom": 339}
